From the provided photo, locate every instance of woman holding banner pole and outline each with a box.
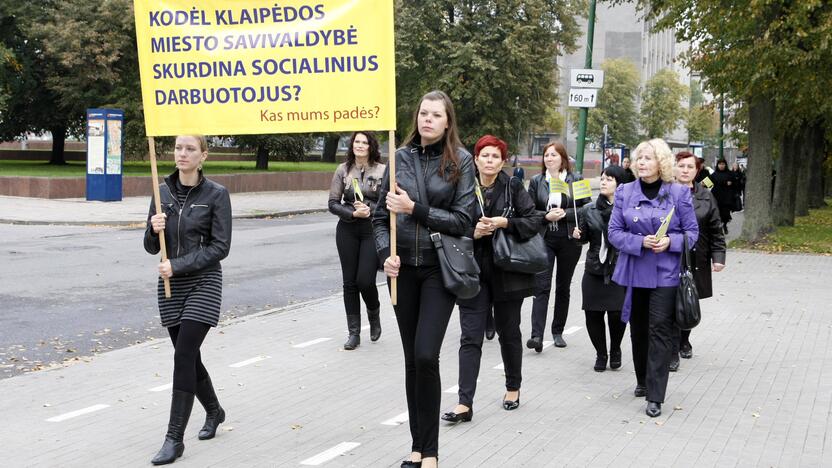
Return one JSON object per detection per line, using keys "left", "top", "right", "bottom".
{"left": 373, "top": 90, "right": 476, "bottom": 468}
{"left": 527, "top": 141, "right": 588, "bottom": 351}
{"left": 144, "top": 135, "right": 231, "bottom": 464}
{"left": 608, "top": 138, "right": 698, "bottom": 418}
{"left": 328, "top": 131, "right": 386, "bottom": 350}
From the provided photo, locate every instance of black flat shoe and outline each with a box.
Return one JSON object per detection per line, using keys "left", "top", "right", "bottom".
{"left": 502, "top": 392, "right": 520, "bottom": 411}
{"left": 441, "top": 407, "right": 473, "bottom": 423}
{"left": 401, "top": 461, "right": 422, "bottom": 468}
{"left": 634, "top": 384, "right": 647, "bottom": 398}
{"left": 594, "top": 354, "right": 607, "bottom": 372}
{"left": 680, "top": 343, "right": 693, "bottom": 359}
{"left": 646, "top": 401, "right": 662, "bottom": 417}
{"left": 526, "top": 337, "right": 543, "bottom": 353}
{"left": 669, "top": 357, "right": 679, "bottom": 372}
{"left": 553, "top": 334, "right": 567, "bottom": 348}
{"left": 609, "top": 350, "right": 622, "bottom": 369}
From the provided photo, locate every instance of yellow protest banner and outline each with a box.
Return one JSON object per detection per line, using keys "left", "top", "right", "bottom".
{"left": 549, "top": 179, "right": 569, "bottom": 195}
{"left": 133, "top": 0, "right": 396, "bottom": 136}
{"left": 352, "top": 178, "right": 364, "bottom": 202}
{"left": 571, "top": 179, "right": 593, "bottom": 200}
{"left": 701, "top": 176, "right": 714, "bottom": 189}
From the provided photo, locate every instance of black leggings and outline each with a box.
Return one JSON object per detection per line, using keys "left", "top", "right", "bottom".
{"left": 167, "top": 320, "right": 211, "bottom": 393}
{"left": 585, "top": 310, "right": 626, "bottom": 357}
{"left": 335, "top": 220, "right": 380, "bottom": 317}
{"left": 390, "top": 264, "right": 456, "bottom": 458}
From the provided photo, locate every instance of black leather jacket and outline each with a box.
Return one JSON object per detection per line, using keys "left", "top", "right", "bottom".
{"left": 528, "top": 171, "right": 589, "bottom": 238}
{"left": 373, "top": 141, "right": 477, "bottom": 266}
{"left": 143, "top": 171, "right": 232, "bottom": 276}
{"left": 328, "top": 161, "right": 386, "bottom": 222}
{"left": 574, "top": 196, "right": 619, "bottom": 281}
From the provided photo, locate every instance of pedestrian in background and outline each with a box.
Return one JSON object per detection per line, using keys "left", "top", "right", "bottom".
{"left": 373, "top": 90, "right": 477, "bottom": 468}
{"left": 144, "top": 135, "right": 231, "bottom": 465}
{"left": 608, "top": 138, "right": 699, "bottom": 418}
{"left": 526, "top": 141, "right": 588, "bottom": 351}
{"left": 328, "top": 131, "right": 386, "bottom": 350}
{"left": 710, "top": 158, "right": 735, "bottom": 234}
{"left": 671, "top": 152, "right": 726, "bottom": 367}
{"left": 621, "top": 156, "right": 637, "bottom": 183}
{"left": 442, "top": 135, "right": 542, "bottom": 424}
{"left": 572, "top": 165, "right": 627, "bottom": 372}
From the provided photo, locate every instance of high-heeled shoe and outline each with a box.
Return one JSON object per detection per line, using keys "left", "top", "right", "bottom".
{"left": 400, "top": 460, "right": 422, "bottom": 468}
{"left": 441, "top": 407, "right": 473, "bottom": 423}
{"left": 646, "top": 401, "right": 662, "bottom": 417}
{"left": 526, "top": 336, "right": 543, "bottom": 353}
{"left": 502, "top": 392, "right": 520, "bottom": 411}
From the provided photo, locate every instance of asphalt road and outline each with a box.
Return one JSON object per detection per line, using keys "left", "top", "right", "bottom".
{"left": 0, "top": 212, "right": 370, "bottom": 379}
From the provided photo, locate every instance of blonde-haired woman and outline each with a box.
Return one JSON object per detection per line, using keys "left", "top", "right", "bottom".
{"left": 144, "top": 135, "right": 232, "bottom": 464}
{"left": 608, "top": 138, "right": 698, "bottom": 418}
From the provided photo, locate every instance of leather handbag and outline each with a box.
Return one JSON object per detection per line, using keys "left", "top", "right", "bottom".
{"left": 492, "top": 177, "right": 548, "bottom": 274}
{"left": 412, "top": 154, "right": 480, "bottom": 299}
{"left": 676, "top": 233, "right": 701, "bottom": 330}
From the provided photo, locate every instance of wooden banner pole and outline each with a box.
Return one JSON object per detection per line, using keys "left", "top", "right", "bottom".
{"left": 148, "top": 137, "right": 172, "bottom": 298}
{"left": 388, "top": 130, "right": 397, "bottom": 306}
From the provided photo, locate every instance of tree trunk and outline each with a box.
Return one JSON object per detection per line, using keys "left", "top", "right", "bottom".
{"left": 321, "top": 135, "right": 340, "bottom": 163}
{"left": 255, "top": 144, "right": 269, "bottom": 170}
{"left": 794, "top": 129, "right": 811, "bottom": 217}
{"left": 807, "top": 123, "right": 828, "bottom": 209}
{"left": 740, "top": 97, "right": 775, "bottom": 243}
{"left": 772, "top": 130, "right": 799, "bottom": 226}
{"left": 49, "top": 125, "right": 67, "bottom": 165}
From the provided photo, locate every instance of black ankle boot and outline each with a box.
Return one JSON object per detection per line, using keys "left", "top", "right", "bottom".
{"left": 344, "top": 314, "right": 361, "bottom": 350}
{"left": 609, "top": 349, "right": 622, "bottom": 369}
{"left": 152, "top": 389, "right": 194, "bottom": 465}
{"left": 195, "top": 376, "right": 225, "bottom": 440}
{"left": 594, "top": 354, "right": 608, "bottom": 372}
{"left": 367, "top": 307, "right": 382, "bottom": 342}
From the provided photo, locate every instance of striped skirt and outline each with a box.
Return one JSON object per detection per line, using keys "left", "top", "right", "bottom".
{"left": 157, "top": 269, "right": 223, "bottom": 328}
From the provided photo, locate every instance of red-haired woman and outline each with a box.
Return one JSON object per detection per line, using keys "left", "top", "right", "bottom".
{"left": 442, "top": 135, "right": 542, "bottom": 424}
{"left": 373, "top": 91, "right": 477, "bottom": 468}
{"left": 527, "top": 141, "right": 589, "bottom": 350}
{"left": 672, "top": 151, "right": 726, "bottom": 369}
{"left": 328, "top": 131, "right": 386, "bottom": 350}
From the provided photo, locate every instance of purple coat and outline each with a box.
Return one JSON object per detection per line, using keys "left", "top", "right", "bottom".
{"left": 608, "top": 180, "right": 699, "bottom": 322}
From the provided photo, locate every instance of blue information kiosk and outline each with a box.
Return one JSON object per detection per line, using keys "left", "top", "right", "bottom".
{"left": 86, "top": 108, "right": 124, "bottom": 201}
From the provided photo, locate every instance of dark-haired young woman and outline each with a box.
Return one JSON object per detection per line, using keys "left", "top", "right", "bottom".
{"left": 374, "top": 90, "right": 476, "bottom": 468}
{"left": 328, "top": 131, "right": 386, "bottom": 349}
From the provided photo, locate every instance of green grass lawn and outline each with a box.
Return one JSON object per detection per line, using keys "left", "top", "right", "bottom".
{"left": 0, "top": 160, "right": 339, "bottom": 177}
{"left": 731, "top": 199, "right": 832, "bottom": 254}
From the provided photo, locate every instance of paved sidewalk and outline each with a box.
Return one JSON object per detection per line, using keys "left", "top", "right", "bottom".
{"left": 0, "top": 191, "right": 330, "bottom": 226}
{"left": 2, "top": 249, "right": 831, "bottom": 467}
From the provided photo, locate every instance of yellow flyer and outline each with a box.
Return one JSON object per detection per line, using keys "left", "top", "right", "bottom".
{"left": 549, "top": 179, "right": 569, "bottom": 195}
{"left": 655, "top": 206, "right": 675, "bottom": 239}
{"left": 352, "top": 178, "right": 364, "bottom": 202}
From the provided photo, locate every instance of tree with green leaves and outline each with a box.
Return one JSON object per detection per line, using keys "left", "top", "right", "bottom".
{"left": 395, "top": 0, "right": 584, "bottom": 150}
{"left": 685, "top": 80, "right": 718, "bottom": 146}
{"left": 639, "top": 69, "right": 687, "bottom": 139}
{"left": 570, "top": 58, "right": 639, "bottom": 148}
{"left": 233, "top": 134, "right": 313, "bottom": 170}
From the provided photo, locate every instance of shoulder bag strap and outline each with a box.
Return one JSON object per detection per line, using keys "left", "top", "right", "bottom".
{"left": 502, "top": 175, "right": 515, "bottom": 218}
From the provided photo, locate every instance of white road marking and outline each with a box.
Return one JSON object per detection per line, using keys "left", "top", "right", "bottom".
{"left": 444, "top": 380, "right": 479, "bottom": 393}
{"left": 229, "top": 355, "right": 271, "bottom": 368}
{"left": 563, "top": 326, "right": 583, "bottom": 335}
{"left": 493, "top": 363, "right": 504, "bottom": 370}
{"left": 542, "top": 340, "right": 554, "bottom": 351}
{"left": 149, "top": 383, "right": 172, "bottom": 392}
{"left": 300, "top": 442, "right": 361, "bottom": 466}
{"left": 46, "top": 404, "right": 109, "bottom": 422}
{"left": 361, "top": 325, "right": 370, "bottom": 331}
{"left": 293, "top": 338, "right": 332, "bottom": 349}
{"left": 381, "top": 411, "right": 409, "bottom": 426}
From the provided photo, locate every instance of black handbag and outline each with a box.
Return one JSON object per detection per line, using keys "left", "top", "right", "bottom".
{"left": 676, "top": 233, "right": 701, "bottom": 330}
{"left": 492, "top": 177, "right": 548, "bottom": 274}
{"left": 412, "top": 154, "right": 480, "bottom": 299}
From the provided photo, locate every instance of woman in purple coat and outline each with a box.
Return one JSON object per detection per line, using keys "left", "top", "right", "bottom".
{"left": 608, "top": 138, "right": 699, "bottom": 418}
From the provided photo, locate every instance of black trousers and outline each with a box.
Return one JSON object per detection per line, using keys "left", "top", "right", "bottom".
{"left": 336, "top": 220, "right": 380, "bottom": 319}
{"left": 671, "top": 328, "right": 693, "bottom": 356}
{"left": 629, "top": 287, "right": 676, "bottom": 403}
{"left": 390, "top": 264, "right": 456, "bottom": 458}
{"left": 531, "top": 234, "right": 581, "bottom": 338}
{"left": 585, "top": 310, "right": 626, "bottom": 357}
{"left": 167, "top": 320, "right": 211, "bottom": 393}
{"left": 456, "top": 281, "right": 523, "bottom": 407}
